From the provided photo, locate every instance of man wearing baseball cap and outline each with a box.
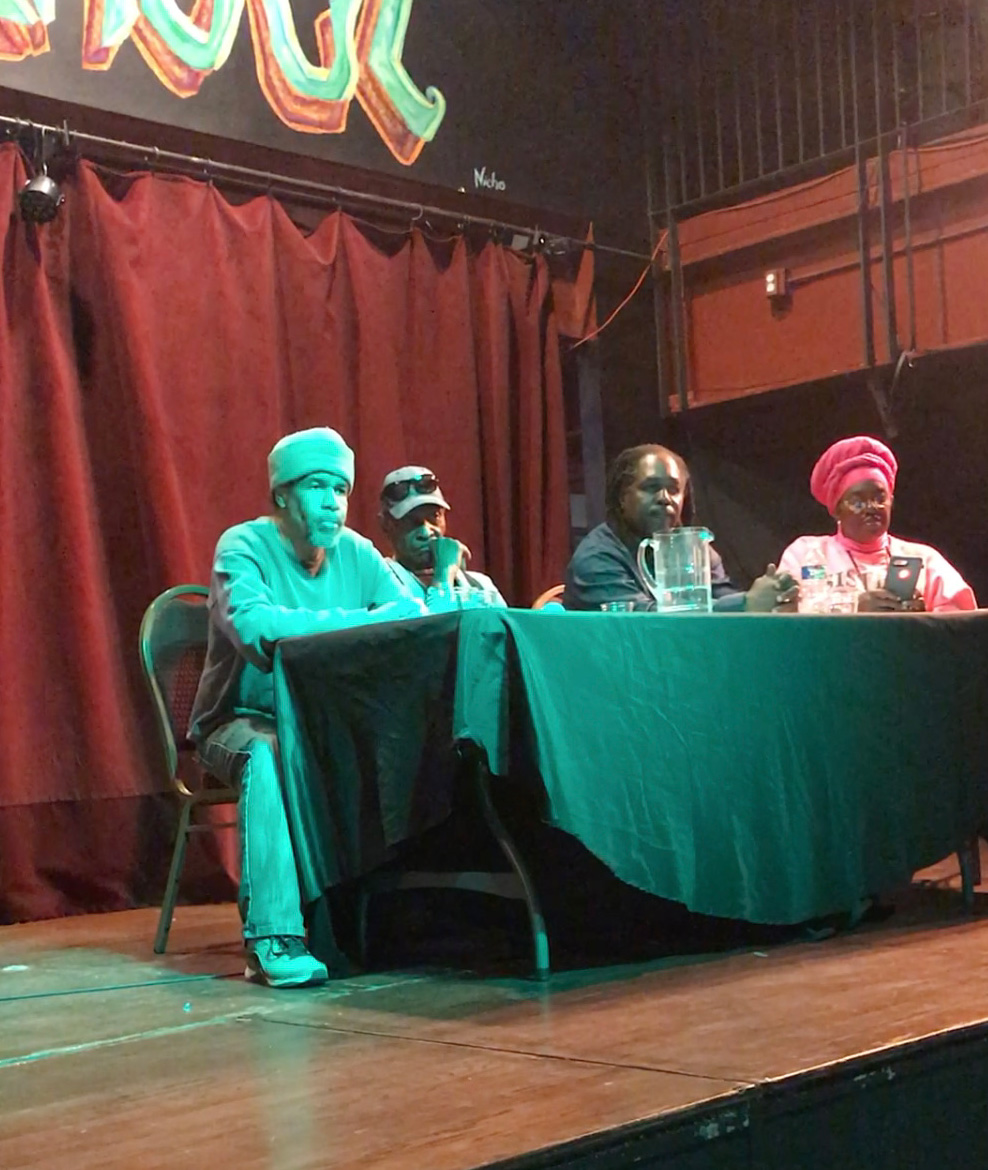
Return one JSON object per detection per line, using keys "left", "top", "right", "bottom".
{"left": 378, "top": 466, "right": 507, "bottom": 608}
{"left": 188, "top": 427, "right": 424, "bottom": 988}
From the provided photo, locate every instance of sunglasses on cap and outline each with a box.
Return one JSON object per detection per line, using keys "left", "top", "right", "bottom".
{"left": 381, "top": 473, "right": 441, "bottom": 504}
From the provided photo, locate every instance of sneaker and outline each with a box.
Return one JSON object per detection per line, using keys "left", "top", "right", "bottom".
{"left": 245, "top": 936, "right": 329, "bottom": 988}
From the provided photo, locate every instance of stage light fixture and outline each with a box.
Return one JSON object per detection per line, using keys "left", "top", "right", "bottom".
{"left": 19, "top": 165, "right": 64, "bottom": 225}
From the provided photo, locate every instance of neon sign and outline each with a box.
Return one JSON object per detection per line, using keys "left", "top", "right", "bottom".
{"left": 0, "top": 0, "right": 446, "bottom": 163}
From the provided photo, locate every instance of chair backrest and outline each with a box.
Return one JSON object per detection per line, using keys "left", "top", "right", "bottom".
{"left": 531, "top": 584, "right": 565, "bottom": 609}
{"left": 139, "top": 585, "right": 210, "bottom": 786}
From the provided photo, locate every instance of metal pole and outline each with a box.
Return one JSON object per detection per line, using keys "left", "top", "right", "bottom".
{"left": 855, "top": 141, "right": 876, "bottom": 371}
{"left": 754, "top": 0, "right": 765, "bottom": 174}
{"left": 815, "top": 0, "right": 826, "bottom": 156}
{"left": 964, "top": 0, "right": 973, "bottom": 107}
{"left": 677, "top": 107, "right": 689, "bottom": 206}
{"left": 693, "top": 25, "right": 707, "bottom": 198}
{"left": 773, "top": 3, "right": 785, "bottom": 169}
{"left": 872, "top": 0, "right": 884, "bottom": 138}
{"left": 642, "top": 0, "right": 672, "bottom": 419}
{"left": 900, "top": 126, "right": 917, "bottom": 352}
{"left": 915, "top": 0, "right": 925, "bottom": 123}
{"left": 873, "top": 0, "right": 899, "bottom": 362}
{"left": 734, "top": 54, "right": 745, "bottom": 185}
{"left": 892, "top": 0, "right": 902, "bottom": 128}
{"left": 851, "top": 5, "right": 875, "bottom": 373}
{"left": 674, "top": 10, "right": 688, "bottom": 201}
{"left": 836, "top": 0, "right": 848, "bottom": 147}
{"left": 939, "top": 2, "right": 949, "bottom": 114}
{"left": 646, "top": 134, "right": 671, "bottom": 417}
{"left": 667, "top": 216, "right": 688, "bottom": 413}
{"left": 663, "top": 143, "right": 689, "bottom": 413}
{"left": 793, "top": 5, "right": 805, "bottom": 161}
{"left": 714, "top": 13, "right": 726, "bottom": 188}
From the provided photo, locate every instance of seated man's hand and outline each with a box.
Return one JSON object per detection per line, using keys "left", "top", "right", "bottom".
{"left": 773, "top": 586, "right": 800, "bottom": 611}
{"left": 772, "top": 570, "right": 800, "bottom": 611}
{"left": 373, "top": 596, "right": 427, "bottom": 621}
{"left": 431, "top": 535, "right": 472, "bottom": 590}
{"left": 745, "top": 564, "right": 799, "bottom": 613}
{"left": 857, "top": 589, "right": 908, "bottom": 613}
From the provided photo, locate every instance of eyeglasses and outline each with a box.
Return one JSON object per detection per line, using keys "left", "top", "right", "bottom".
{"left": 842, "top": 496, "right": 891, "bottom": 514}
{"left": 381, "top": 473, "right": 440, "bottom": 503}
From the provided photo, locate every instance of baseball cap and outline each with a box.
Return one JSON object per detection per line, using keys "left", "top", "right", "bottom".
{"left": 380, "top": 465, "right": 451, "bottom": 520}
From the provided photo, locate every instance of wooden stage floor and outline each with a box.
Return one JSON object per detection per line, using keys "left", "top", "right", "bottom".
{"left": 3, "top": 853, "right": 988, "bottom": 1170}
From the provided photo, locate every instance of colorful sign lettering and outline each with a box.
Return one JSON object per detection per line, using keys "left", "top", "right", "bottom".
{"left": 0, "top": 0, "right": 446, "bottom": 163}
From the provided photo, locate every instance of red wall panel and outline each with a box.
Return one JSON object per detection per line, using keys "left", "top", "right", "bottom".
{"left": 675, "top": 129, "right": 988, "bottom": 408}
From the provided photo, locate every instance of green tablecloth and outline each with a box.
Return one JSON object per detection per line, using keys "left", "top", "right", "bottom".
{"left": 276, "top": 608, "right": 988, "bottom": 928}
{"left": 456, "top": 608, "right": 988, "bottom": 922}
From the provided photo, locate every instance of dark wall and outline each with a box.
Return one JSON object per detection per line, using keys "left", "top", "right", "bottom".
{"left": 0, "top": 0, "right": 647, "bottom": 234}
{"left": 581, "top": 0, "right": 661, "bottom": 466}
{"left": 582, "top": 1, "right": 988, "bottom": 606}
{"left": 658, "top": 350, "right": 988, "bottom": 599}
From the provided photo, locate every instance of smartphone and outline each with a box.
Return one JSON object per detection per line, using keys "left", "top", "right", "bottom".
{"left": 883, "top": 556, "right": 922, "bottom": 601}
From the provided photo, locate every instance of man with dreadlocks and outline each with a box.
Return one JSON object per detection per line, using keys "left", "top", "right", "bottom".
{"left": 563, "top": 444, "right": 793, "bottom": 612}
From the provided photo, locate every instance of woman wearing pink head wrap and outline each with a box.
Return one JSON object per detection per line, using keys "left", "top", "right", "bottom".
{"left": 778, "top": 436, "right": 976, "bottom": 612}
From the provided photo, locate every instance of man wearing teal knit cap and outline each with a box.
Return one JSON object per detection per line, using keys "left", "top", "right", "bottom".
{"left": 189, "top": 427, "right": 424, "bottom": 987}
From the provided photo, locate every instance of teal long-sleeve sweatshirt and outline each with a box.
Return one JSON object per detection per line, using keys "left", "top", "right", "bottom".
{"left": 188, "top": 516, "right": 412, "bottom": 743}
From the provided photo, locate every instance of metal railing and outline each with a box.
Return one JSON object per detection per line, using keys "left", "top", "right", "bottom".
{"left": 642, "top": 0, "right": 988, "bottom": 417}
{"left": 646, "top": 0, "right": 988, "bottom": 216}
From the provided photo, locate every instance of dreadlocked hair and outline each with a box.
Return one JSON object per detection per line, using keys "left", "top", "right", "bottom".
{"left": 604, "top": 444, "right": 689, "bottom": 522}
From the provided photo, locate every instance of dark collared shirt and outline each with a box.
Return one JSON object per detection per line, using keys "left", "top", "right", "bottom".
{"left": 562, "top": 521, "right": 738, "bottom": 611}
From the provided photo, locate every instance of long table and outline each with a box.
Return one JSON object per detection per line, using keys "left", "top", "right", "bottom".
{"left": 274, "top": 608, "right": 988, "bottom": 969}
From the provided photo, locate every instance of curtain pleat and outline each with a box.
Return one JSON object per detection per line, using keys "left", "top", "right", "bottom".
{"left": 0, "top": 146, "right": 570, "bottom": 922}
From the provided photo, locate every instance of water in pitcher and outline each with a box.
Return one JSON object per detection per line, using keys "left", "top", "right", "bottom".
{"left": 637, "top": 527, "right": 714, "bottom": 613}
{"left": 663, "top": 581, "right": 713, "bottom": 613}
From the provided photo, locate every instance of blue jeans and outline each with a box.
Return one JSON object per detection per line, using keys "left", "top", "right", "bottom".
{"left": 197, "top": 717, "right": 305, "bottom": 941}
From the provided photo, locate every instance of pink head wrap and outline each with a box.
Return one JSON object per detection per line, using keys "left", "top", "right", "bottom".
{"left": 810, "top": 436, "right": 898, "bottom": 515}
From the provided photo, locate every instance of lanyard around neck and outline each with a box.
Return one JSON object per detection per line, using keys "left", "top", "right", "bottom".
{"left": 844, "top": 545, "right": 889, "bottom": 586}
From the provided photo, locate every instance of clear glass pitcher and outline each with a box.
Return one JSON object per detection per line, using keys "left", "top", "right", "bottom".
{"left": 636, "top": 527, "right": 714, "bottom": 613}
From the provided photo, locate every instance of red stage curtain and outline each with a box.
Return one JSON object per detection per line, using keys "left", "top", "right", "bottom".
{"left": 0, "top": 145, "right": 571, "bottom": 924}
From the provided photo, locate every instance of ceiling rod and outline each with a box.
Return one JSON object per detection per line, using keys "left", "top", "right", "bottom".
{"left": 0, "top": 114, "right": 650, "bottom": 262}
